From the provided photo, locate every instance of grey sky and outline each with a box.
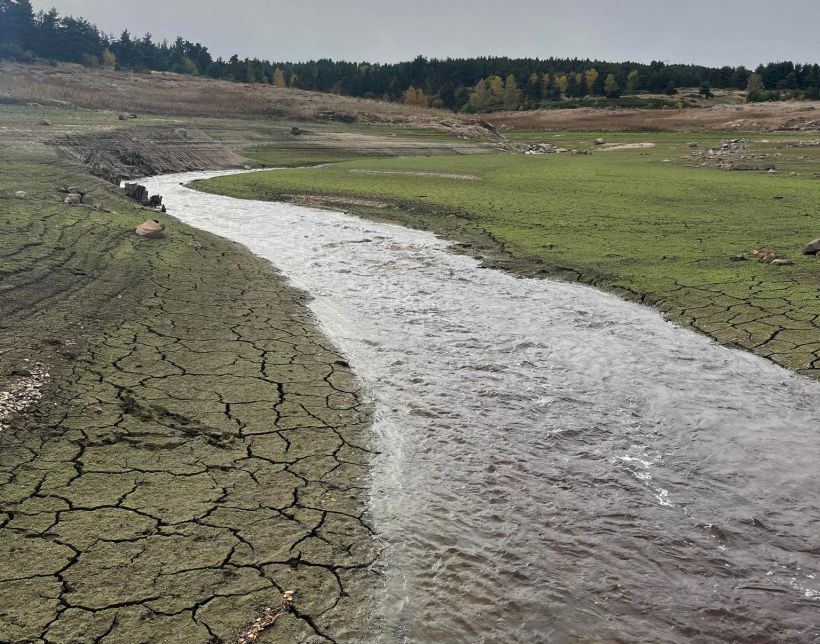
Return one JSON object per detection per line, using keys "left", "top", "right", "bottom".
{"left": 33, "top": 0, "right": 820, "bottom": 67}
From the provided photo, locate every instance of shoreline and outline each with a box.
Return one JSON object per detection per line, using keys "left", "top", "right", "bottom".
{"left": 0, "top": 156, "right": 380, "bottom": 642}
{"left": 192, "top": 156, "right": 820, "bottom": 383}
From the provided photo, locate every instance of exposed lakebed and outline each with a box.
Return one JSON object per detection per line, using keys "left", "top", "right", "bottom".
{"left": 149, "top": 170, "right": 820, "bottom": 643}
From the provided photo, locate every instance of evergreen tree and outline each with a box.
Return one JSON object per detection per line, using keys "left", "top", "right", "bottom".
{"left": 525, "top": 72, "right": 542, "bottom": 102}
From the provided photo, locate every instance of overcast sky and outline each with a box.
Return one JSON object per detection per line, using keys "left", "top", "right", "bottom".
{"left": 32, "top": 0, "right": 820, "bottom": 67}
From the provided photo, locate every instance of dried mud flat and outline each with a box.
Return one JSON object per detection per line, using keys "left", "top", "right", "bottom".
{"left": 488, "top": 101, "right": 820, "bottom": 131}
{"left": 0, "top": 149, "right": 379, "bottom": 641}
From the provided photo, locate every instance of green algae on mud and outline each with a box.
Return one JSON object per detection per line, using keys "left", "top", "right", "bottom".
{"left": 195, "top": 134, "right": 820, "bottom": 379}
{"left": 0, "top": 151, "right": 378, "bottom": 642}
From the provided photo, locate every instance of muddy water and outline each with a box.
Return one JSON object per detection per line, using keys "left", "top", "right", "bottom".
{"left": 148, "top": 171, "right": 820, "bottom": 643}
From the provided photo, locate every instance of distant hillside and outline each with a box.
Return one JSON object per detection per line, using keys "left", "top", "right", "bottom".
{"left": 0, "top": 62, "right": 475, "bottom": 131}
{"left": 1, "top": 0, "right": 819, "bottom": 112}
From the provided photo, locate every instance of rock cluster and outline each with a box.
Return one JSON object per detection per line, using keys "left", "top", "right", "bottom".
{"left": 124, "top": 183, "right": 163, "bottom": 209}
{"left": 524, "top": 143, "right": 571, "bottom": 155}
{"left": 689, "top": 139, "right": 779, "bottom": 171}
{"left": 746, "top": 249, "right": 795, "bottom": 266}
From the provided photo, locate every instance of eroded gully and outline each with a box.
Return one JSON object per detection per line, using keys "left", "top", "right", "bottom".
{"left": 147, "top": 170, "right": 820, "bottom": 643}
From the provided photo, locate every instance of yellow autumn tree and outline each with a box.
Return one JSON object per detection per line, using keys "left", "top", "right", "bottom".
{"left": 272, "top": 68, "right": 286, "bottom": 87}
{"left": 503, "top": 74, "right": 521, "bottom": 109}
{"left": 604, "top": 74, "right": 619, "bottom": 97}
{"left": 402, "top": 86, "right": 428, "bottom": 107}
{"left": 102, "top": 48, "right": 116, "bottom": 69}
{"left": 626, "top": 70, "right": 639, "bottom": 93}
{"left": 487, "top": 75, "right": 505, "bottom": 107}
{"left": 555, "top": 74, "right": 568, "bottom": 95}
{"left": 585, "top": 68, "right": 599, "bottom": 95}
{"left": 469, "top": 79, "right": 489, "bottom": 111}
{"left": 402, "top": 85, "right": 419, "bottom": 105}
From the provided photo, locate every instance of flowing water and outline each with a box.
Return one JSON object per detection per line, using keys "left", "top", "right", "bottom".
{"left": 147, "top": 171, "right": 820, "bottom": 643}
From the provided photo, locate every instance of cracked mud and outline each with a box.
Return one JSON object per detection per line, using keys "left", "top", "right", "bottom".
{"left": 1, "top": 159, "right": 377, "bottom": 643}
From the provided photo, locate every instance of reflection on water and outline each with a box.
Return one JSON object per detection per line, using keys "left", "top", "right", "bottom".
{"left": 149, "top": 171, "right": 820, "bottom": 643}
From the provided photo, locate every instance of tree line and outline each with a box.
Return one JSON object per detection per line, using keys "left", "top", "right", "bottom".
{"left": 2, "top": 0, "right": 819, "bottom": 110}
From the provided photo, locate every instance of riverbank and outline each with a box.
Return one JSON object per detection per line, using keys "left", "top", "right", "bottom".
{"left": 193, "top": 133, "right": 820, "bottom": 380}
{"left": 0, "top": 90, "right": 501, "bottom": 641}
{"left": 147, "top": 171, "right": 820, "bottom": 642}
{"left": 0, "top": 141, "right": 381, "bottom": 640}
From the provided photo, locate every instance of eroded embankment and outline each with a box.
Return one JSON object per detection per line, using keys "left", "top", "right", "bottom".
{"left": 0, "top": 156, "right": 377, "bottom": 642}
{"left": 55, "top": 126, "right": 249, "bottom": 184}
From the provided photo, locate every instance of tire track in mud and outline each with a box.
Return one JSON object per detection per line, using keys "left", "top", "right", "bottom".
{"left": 0, "top": 162, "right": 379, "bottom": 642}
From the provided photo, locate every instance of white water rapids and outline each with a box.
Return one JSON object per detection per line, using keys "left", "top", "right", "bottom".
{"left": 147, "top": 171, "right": 820, "bottom": 643}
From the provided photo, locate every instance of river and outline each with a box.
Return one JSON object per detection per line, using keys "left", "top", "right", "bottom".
{"left": 145, "top": 171, "right": 820, "bottom": 643}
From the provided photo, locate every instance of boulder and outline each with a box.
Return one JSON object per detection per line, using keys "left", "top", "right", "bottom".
{"left": 174, "top": 128, "right": 188, "bottom": 138}
{"left": 594, "top": 138, "right": 605, "bottom": 145}
{"left": 770, "top": 259, "right": 794, "bottom": 266}
{"left": 118, "top": 114, "right": 129, "bottom": 121}
{"left": 14, "top": 191, "right": 26, "bottom": 199}
{"left": 38, "top": 119, "right": 51, "bottom": 126}
{"left": 136, "top": 219, "right": 166, "bottom": 238}
{"left": 802, "top": 238, "right": 820, "bottom": 255}
{"left": 64, "top": 193, "right": 83, "bottom": 205}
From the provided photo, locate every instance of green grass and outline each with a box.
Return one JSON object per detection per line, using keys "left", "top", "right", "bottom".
{"left": 195, "top": 132, "right": 820, "bottom": 378}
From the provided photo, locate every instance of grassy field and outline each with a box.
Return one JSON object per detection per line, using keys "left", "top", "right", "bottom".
{"left": 195, "top": 131, "right": 820, "bottom": 378}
